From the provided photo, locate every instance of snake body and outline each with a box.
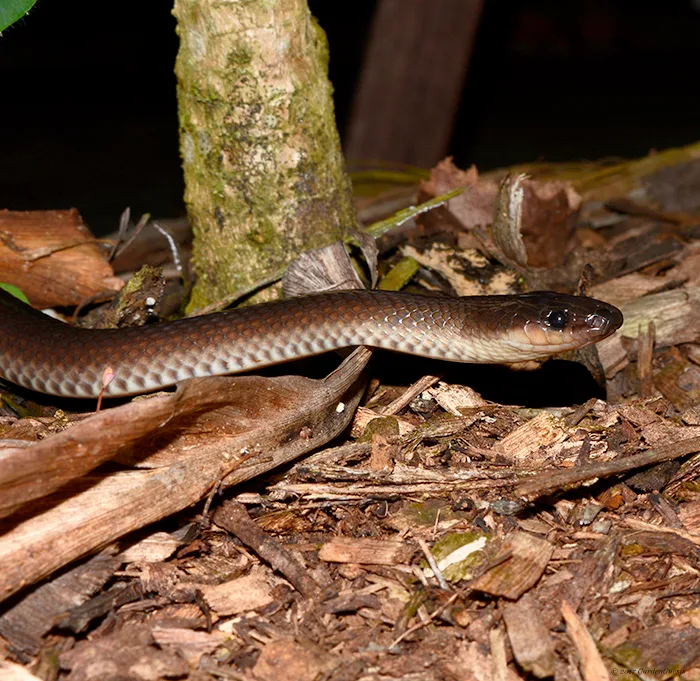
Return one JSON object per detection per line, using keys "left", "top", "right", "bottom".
{"left": 0, "top": 289, "right": 622, "bottom": 398}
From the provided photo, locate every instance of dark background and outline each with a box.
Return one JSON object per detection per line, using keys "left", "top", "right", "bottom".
{"left": 1, "top": 0, "right": 699, "bottom": 235}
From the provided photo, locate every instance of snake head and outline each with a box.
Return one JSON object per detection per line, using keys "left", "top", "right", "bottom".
{"left": 501, "top": 291, "right": 623, "bottom": 359}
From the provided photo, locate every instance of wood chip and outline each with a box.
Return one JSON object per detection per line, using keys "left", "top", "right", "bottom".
{"left": 496, "top": 412, "right": 570, "bottom": 466}
{"left": 318, "top": 537, "right": 415, "bottom": 565}
{"left": 199, "top": 570, "right": 276, "bottom": 616}
{"left": 470, "top": 531, "right": 553, "bottom": 599}
{"left": 427, "top": 381, "right": 489, "bottom": 414}
{"left": 253, "top": 639, "right": 338, "bottom": 681}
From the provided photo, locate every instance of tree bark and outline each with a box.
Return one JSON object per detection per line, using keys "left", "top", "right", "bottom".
{"left": 173, "top": 0, "right": 357, "bottom": 309}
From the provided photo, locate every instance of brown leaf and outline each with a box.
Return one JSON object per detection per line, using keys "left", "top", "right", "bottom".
{"left": 421, "top": 159, "right": 498, "bottom": 230}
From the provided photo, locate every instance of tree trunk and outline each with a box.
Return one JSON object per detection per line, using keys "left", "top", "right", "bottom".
{"left": 173, "top": 0, "right": 357, "bottom": 309}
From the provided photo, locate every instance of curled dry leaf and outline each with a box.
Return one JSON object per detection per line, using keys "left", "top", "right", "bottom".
{"left": 493, "top": 173, "right": 530, "bottom": 269}
{"left": 421, "top": 160, "right": 581, "bottom": 271}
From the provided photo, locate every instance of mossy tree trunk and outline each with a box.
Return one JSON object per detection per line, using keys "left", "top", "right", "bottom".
{"left": 173, "top": 0, "right": 357, "bottom": 309}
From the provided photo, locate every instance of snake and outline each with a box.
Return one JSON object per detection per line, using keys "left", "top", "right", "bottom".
{"left": 0, "top": 288, "right": 622, "bottom": 398}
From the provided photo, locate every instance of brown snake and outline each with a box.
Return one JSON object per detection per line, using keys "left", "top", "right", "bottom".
{"left": 0, "top": 288, "right": 622, "bottom": 398}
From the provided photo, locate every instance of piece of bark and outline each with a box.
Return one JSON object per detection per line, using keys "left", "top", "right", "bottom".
{"left": 150, "top": 627, "right": 228, "bottom": 667}
{"left": 517, "top": 431, "right": 700, "bottom": 499}
{"left": 442, "top": 641, "right": 523, "bottom": 681}
{"left": 199, "top": 570, "right": 276, "bottom": 616}
{"left": 599, "top": 286, "right": 700, "bottom": 378}
{"left": 590, "top": 271, "right": 686, "bottom": 310}
{"left": 534, "top": 537, "right": 618, "bottom": 631}
{"left": 638, "top": 320, "right": 656, "bottom": 399}
{"left": 609, "top": 625, "right": 700, "bottom": 679}
{"left": 496, "top": 412, "right": 571, "bottom": 467}
{"left": 59, "top": 623, "right": 188, "bottom": 680}
{"left": 0, "top": 553, "right": 120, "bottom": 655}
{"left": 0, "top": 209, "right": 122, "bottom": 307}
{"left": 427, "top": 382, "right": 489, "bottom": 415}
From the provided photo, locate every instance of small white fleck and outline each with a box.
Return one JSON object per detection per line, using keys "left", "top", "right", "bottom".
{"left": 336, "top": 402, "right": 345, "bottom": 413}
{"left": 145, "top": 297, "right": 156, "bottom": 307}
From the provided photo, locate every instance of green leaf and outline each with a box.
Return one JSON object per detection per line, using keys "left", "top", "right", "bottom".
{"left": 0, "top": 0, "right": 38, "bottom": 32}
{"left": 0, "top": 283, "right": 30, "bottom": 303}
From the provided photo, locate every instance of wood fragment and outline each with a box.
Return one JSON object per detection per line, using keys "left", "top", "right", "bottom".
{"left": 497, "top": 412, "right": 570, "bottom": 466}
{"left": 489, "top": 626, "right": 510, "bottom": 681}
{"left": 253, "top": 638, "right": 338, "bottom": 681}
{"left": 199, "top": 570, "right": 277, "bottom": 616}
{"left": 381, "top": 374, "right": 443, "bottom": 416}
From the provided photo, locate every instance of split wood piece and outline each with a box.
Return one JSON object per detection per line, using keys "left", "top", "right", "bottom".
{"left": 253, "top": 639, "right": 338, "bottom": 681}
{"left": 607, "top": 625, "right": 700, "bottom": 679}
{"left": 351, "top": 407, "right": 415, "bottom": 438}
{"left": 274, "top": 464, "right": 520, "bottom": 499}
{"left": 0, "top": 553, "right": 121, "bottom": 655}
{"left": 212, "top": 501, "right": 319, "bottom": 598}
{"left": 598, "top": 286, "right": 700, "bottom": 378}
{"left": 150, "top": 628, "right": 229, "bottom": 668}
{"left": 638, "top": 320, "right": 656, "bottom": 399}
{"left": 0, "top": 209, "right": 122, "bottom": 307}
{"left": 198, "top": 570, "right": 279, "bottom": 617}
{"left": 0, "top": 348, "right": 371, "bottom": 602}
{"left": 380, "top": 374, "right": 442, "bottom": 416}
{"left": 496, "top": 411, "right": 571, "bottom": 467}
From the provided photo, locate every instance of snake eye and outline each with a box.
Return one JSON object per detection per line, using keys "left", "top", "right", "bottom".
{"left": 543, "top": 308, "right": 568, "bottom": 330}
